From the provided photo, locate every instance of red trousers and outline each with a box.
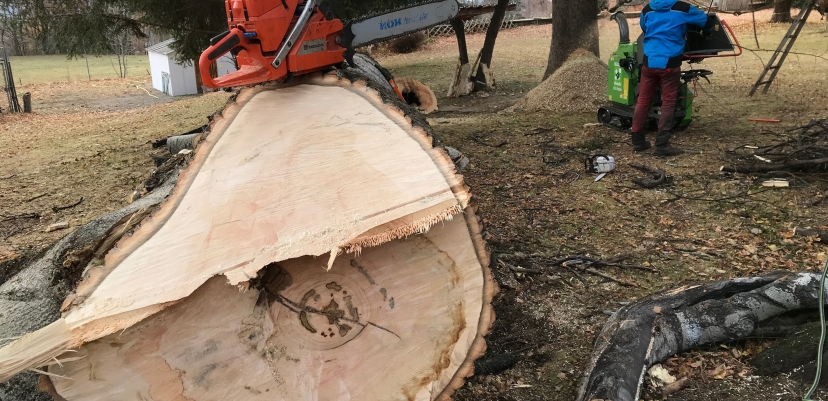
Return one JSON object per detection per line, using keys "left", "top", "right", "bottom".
{"left": 631, "top": 66, "right": 681, "bottom": 134}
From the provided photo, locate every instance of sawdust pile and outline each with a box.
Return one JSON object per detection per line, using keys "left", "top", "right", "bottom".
{"left": 510, "top": 49, "right": 608, "bottom": 114}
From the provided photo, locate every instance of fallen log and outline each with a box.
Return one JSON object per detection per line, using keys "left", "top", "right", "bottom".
{"left": 577, "top": 272, "right": 825, "bottom": 401}
{"left": 0, "top": 70, "right": 495, "bottom": 401}
{"left": 721, "top": 157, "right": 828, "bottom": 174}
{"left": 795, "top": 227, "right": 828, "bottom": 244}
{"left": 397, "top": 78, "right": 439, "bottom": 114}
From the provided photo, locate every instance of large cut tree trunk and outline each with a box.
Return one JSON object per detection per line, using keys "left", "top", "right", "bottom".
{"left": 543, "top": 0, "right": 600, "bottom": 80}
{"left": 771, "top": 0, "right": 793, "bottom": 22}
{"left": 0, "top": 70, "right": 496, "bottom": 401}
{"left": 471, "top": 0, "right": 510, "bottom": 92}
{"left": 577, "top": 272, "right": 825, "bottom": 401}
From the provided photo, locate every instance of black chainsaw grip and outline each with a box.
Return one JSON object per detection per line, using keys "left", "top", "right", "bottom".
{"left": 207, "top": 32, "right": 241, "bottom": 62}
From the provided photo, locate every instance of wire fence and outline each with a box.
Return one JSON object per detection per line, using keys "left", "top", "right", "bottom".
{"left": 427, "top": 13, "right": 519, "bottom": 37}
{"left": 0, "top": 48, "right": 22, "bottom": 113}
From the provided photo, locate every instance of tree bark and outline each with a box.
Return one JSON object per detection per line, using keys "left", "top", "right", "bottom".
{"left": 577, "top": 272, "right": 826, "bottom": 401}
{"left": 0, "top": 71, "right": 495, "bottom": 401}
{"left": 472, "top": 0, "right": 510, "bottom": 91}
{"left": 448, "top": 17, "right": 473, "bottom": 97}
{"left": 543, "top": 0, "right": 600, "bottom": 80}
{"left": 451, "top": 17, "right": 469, "bottom": 65}
{"left": 771, "top": 0, "right": 793, "bottom": 22}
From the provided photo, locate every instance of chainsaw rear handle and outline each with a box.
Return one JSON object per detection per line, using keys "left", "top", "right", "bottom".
{"left": 199, "top": 28, "right": 273, "bottom": 89}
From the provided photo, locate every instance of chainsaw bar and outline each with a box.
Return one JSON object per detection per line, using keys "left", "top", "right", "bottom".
{"left": 340, "top": 0, "right": 459, "bottom": 50}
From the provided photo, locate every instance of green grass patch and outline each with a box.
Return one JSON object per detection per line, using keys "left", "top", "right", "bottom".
{"left": 8, "top": 54, "right": 150, "bottom": 85}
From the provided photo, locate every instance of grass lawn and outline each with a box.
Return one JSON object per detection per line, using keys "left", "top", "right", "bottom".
{"left": 8, "top": 54, "right": 150, "bottom": 85}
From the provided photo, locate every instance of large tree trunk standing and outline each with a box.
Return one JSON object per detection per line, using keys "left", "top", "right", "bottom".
{"left": 472, "top": 0, "right": 510, "bottom": 92}
{"left": 543, "top": 0, "right": 600, "bottom": 80}
{"left": 771, "top": 0, "right": 793, "bottom": 22}
{"left": 0, "top": 71, "right": 496, "bottom": 401}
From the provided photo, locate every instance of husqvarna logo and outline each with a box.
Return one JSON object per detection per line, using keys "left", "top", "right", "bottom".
{"left": 380, "top": 18, "right": 402, "bottom": 30}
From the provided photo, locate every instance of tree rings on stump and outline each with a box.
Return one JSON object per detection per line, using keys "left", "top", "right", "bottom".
{"left": 0, "top": 72, "right": 495, "bottom": 401}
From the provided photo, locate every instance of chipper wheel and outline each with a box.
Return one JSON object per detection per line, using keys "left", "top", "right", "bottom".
{"left": 0, "top": 71, "right": 496, "bottom": 401}
{"left": 597, "top": 107, "right": 613, "bottom": 126}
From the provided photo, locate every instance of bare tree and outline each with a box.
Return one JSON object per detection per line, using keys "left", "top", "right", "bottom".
{"left": 109, "top": 29, "right": 134, "bottom": 78}
{"left": 543, "top": 0, "right": 599, "bottom": 79}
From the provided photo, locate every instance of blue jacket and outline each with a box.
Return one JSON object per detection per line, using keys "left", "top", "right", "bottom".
{"left": 640, "top": 0, "right": 708, "bottom": 69}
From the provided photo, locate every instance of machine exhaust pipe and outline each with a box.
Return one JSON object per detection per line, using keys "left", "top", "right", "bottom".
{"left": 610, "top": 11, "right": 630, "bottom": 44}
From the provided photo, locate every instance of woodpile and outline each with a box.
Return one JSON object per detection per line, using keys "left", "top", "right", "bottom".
{"left": 0, "top": 71, "right": 495, "bottom": 401}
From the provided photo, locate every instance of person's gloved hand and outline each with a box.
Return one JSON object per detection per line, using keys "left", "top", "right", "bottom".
{"left": 702, "top": 22, "right": 716, "bottom": 39}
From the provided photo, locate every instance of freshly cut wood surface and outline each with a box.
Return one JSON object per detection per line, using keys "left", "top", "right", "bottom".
{"left": 51, "top": 216, "right": 488, "bottom": 401}
{"left": 0, "top": 72, "right": 494, "bottom": 400}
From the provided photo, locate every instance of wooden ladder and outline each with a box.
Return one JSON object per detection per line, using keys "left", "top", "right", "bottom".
{"left": 748, "top": 0, "right": 817, "bottom": 96}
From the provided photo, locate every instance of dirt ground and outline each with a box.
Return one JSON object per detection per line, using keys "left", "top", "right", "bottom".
{"left": 1, "top": 8, "right": 828, "bottom": 401}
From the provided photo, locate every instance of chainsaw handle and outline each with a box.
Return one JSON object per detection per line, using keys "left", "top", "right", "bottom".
{"left": 200, "top": 29, "right": 243, "bottom": 88}
{"left": 199, "top": 28, "right": 275, "bottom": 89}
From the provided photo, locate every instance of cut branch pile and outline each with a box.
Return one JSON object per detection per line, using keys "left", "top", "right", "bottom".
{"left": 723, "top": 119, "right": 828, "bottom": 174}
{"left": 499, "top": 253, "right": 656, "bottom": 288}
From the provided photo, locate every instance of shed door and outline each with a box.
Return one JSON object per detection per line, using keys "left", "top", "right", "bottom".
{"left": 161, "top": 72, "right": 171, "bottom": 95}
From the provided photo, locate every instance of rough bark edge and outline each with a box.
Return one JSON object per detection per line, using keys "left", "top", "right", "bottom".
{"left": 435, "top": 202, "right": 498, "bottom": 401}
{"left": 315, "top": 71, "right": 495, "bottom": 399}
{"left": 576, "top": 272, "right": 824, "bottom": 401}
{"left": 0, "top": 70, "right": 487, "bottom": 391}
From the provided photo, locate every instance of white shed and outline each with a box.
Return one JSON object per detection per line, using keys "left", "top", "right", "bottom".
{"left": 146, "top": 39, "right": 237, "bottom": 96}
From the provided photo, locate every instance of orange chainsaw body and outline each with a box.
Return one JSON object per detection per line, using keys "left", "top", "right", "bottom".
{"left": 199, "top": 0, "right": 346, "bottom": 88}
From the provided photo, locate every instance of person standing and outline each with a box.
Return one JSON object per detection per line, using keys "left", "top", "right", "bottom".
{"left": 630, "top": 0, "right": 708, "bottom": 157}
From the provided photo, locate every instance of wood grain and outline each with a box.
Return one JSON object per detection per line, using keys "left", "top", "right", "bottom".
{"left": 0, "top": 73, "right": 494, "bottom": 400}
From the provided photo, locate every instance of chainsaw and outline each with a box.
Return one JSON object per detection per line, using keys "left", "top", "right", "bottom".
{"left": 198, "top": 0, "right": 459, "bottom": 94}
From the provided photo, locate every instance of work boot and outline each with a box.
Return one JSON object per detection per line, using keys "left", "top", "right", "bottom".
{"left": 630, "top": 132, "right": 651, "bottom": 152}
{"left": 654, "top": 131, "right": 683, "bottom": 157}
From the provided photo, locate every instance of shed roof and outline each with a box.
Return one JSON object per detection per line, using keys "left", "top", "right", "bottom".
{"left": 146, "top": 39, "right": 175, "bottom": 55}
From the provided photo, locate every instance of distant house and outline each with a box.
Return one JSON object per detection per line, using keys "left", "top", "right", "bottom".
{"left": 146, "top": 39, "right": 237, "bottom": 96}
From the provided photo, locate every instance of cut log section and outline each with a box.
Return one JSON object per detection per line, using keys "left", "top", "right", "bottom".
{"left": 0, "top": 71, "right": 495, "bottom": 401}
{"left": 397, "top": 78, "right": 439, "bottom": 114}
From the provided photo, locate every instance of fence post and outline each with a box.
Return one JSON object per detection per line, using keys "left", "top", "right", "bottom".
{"left": 22, "top": 92, "right": 31, "bottom": 113}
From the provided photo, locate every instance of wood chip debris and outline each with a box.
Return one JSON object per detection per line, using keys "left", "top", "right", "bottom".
{"left": 761, "top": 179, "right": 789, "bottom": 187}
{"left": 45, "top": 222, "right": 69, "bottom": 232}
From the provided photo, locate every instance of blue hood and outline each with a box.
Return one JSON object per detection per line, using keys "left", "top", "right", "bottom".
{"left": 639, "top": 0, "right": 708, "bottom": 68}
{"left": 649, "top": 0, "right": 679, "bottom": 11}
